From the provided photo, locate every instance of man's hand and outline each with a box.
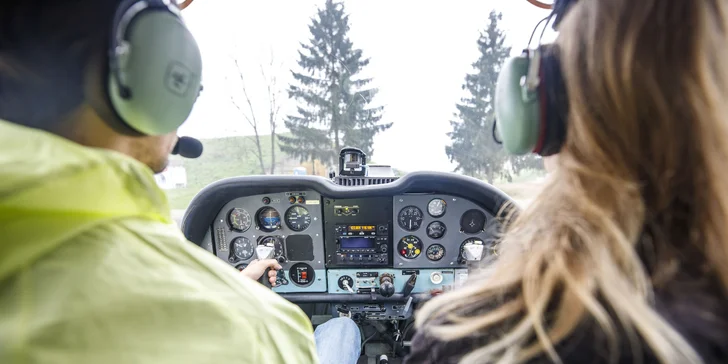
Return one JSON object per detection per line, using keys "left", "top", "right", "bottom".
{"left": 240, "top": 259, "right": 282, "bottom": 287}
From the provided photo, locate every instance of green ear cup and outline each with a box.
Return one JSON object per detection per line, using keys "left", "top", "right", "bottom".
{"left": 109, "top": 10, "right": 202, "bottom": 136}
{"left": 495, "top": 55, "right": 541, "bottom": 155}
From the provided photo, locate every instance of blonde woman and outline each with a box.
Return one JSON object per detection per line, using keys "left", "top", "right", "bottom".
{"left": 406, "top": 0, "right": 728, "bottom": 363}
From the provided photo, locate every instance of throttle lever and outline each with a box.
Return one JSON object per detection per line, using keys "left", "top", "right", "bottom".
{"left": 255, "top": 244, "right": 276, "bottom": 289}
{"left": 402, "top": 273, "right": 417, "bottom": 297}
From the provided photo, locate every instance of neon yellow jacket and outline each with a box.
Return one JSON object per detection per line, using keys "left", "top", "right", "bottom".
{"left": 0, "top": 120, "right": 319, "bottom": 363}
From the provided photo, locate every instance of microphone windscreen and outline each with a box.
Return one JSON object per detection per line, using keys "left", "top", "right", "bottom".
{"left": 172, "top": 136, "right": 203, "bottom": 159}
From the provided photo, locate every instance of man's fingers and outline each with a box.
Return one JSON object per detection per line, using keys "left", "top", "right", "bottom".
{"left": 260, "top": 259, "right": 280, "bottom": 269}
{"left": 269, "top": 276, "right": 277, "bottom": 285}
{"left": 268, "top": 270, "right": 277, "bottom": 278}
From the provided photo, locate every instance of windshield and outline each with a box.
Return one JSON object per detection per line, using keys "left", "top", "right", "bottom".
{"left": 162, "top": 0, "right": 556, "bottom": 213}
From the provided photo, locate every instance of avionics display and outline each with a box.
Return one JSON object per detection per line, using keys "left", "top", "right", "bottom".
{"left": 334, "top": 225, "right": 388, "bottom": 264}
{"left": 340, "top": 237, "right": 376, "bottom": 249}
{"left": 323, "top": 197, "right": 393, "bottom": 268}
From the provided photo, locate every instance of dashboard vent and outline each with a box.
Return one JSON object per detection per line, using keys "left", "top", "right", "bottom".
{"left": 334, "top": 176, "right": 399, "bottom": 186}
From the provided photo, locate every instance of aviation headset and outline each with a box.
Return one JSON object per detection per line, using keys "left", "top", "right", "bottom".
{"left": 105, "top": 0, "right": 203, "bottom": 136}
{"left": 494, "top": 0, "right": 575, "bottom": 156}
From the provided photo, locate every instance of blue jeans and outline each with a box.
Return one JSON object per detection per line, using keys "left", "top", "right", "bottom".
{"left": 314, "top": 317, "right": 361, "bottom": 364}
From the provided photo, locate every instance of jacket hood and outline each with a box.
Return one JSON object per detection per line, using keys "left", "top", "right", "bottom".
{"left": 0, "top": 120, "right": 172, "bottom": 281}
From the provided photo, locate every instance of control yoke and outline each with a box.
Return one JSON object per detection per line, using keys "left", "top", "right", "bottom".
{"left": 255, "top": 244, "right": 276, "bottom": 288}
{"left": 462, "top": 243, "right": 484, "bottom": 262}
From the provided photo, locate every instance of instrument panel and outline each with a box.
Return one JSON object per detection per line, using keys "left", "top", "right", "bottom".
{"left": 211, "top": 191, "right": 327, "bottom": 293}
{"left": 393, "top": 194, "right": 495, "bottom": 269}
{"left": 209, "top": 190, "right": 497, "bottom": 297}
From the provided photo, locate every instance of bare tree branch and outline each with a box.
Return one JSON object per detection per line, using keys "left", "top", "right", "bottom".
{"left": 226, "top": 44, "right": 287, "bottom": 175}
{"left": 259, "top": 49, "right": 286, "bottom": 174}
{"left": 229, "top": 55, "right": 266, "bottom": 174}
{"left": 232, "top": 59, "right": 259, "bottom": 130}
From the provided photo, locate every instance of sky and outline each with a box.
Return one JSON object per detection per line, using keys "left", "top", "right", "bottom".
{"left": 178, "top": 0, "right": 556, "bottom": 173}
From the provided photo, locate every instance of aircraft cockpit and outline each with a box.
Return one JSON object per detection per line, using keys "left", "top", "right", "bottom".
{"left": 182, "top": 147, "right": 516, "bottom": 362}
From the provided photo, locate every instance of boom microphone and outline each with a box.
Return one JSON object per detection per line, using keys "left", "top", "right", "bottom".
{"left": 172, "top": 136, "right": 203, "bottom": 159}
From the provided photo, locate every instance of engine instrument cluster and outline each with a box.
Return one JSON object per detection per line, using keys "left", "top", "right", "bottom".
{"left": 393, "top": 194, "right": 494, "bottom": 269}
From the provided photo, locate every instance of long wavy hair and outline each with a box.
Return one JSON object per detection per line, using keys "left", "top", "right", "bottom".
{"left": 416, "top": 1, "right": 728, "bottom": 363}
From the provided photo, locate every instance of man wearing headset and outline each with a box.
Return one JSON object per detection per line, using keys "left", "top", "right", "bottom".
{"left": 0, "top": 1, "right": 360, "bottom": 363}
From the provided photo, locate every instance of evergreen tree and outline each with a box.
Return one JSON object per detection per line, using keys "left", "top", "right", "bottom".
{"left": 511, "top": 154, "right": 545, "bottom": 175}
{"left": 446, "top": 11, "right": 512, "bottom": 183}
{"left": 279, "top": 0, "right": 391, "bottom": 167}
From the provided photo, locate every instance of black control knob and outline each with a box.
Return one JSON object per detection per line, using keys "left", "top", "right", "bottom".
{"left": 380, "top": 245, "right": 388, "bottom": 253}
{"left": 379, "top": 273, "right": 395, "bottom": 298}
{"left": 380, "top": 281, "right": 394, "bottom": 297}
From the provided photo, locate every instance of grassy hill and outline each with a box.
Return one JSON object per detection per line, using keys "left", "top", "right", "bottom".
{"left": 165, "top": 133, "right": 302, "bottom": 209}
{"left": 181, "top": 133, "right": 292, "bottom": 187}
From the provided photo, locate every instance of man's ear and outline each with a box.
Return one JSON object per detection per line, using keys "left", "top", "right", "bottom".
{"left": 83, "top": 52, "right": 141, "bottom": 137}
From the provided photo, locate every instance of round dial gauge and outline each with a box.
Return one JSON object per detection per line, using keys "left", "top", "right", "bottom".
{"left": 426, "top": 221, "right": 446, "bottom": 239}
{"left": 460, "top": 209, "right": 486, "bottom": 234}
{"left": 398, "top": 206, "right": 424, "bottom": 231}
{"left": 289, "top": 263, "right": 315, "bottom": 286}
{"left": 259, "top": 236, "right": 284, "bottom": 260}
{"left": 426, "top": 244, "right": 446, "bottom": 261}
{"left": 285, "top": 206, "right": 312, "bottom": 232}
{"left": 427, "top": 198, "right": 447, "bottom": 217}
{"left": 257, "top": 207, "right": 281, "bottom": 232}
{"left": 337, "top": 275, "right": 354, "bottom": 291}
{"left": 230, "top": 237, "right": 254, "bottom": 261}
{"left": 228, "top": 208, "right": 252, "bottom": 232}
{"left": 397, "top": 235, "right": 423, "bottom": 259}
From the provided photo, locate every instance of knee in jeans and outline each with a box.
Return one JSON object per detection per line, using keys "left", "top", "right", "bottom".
{"left": 323, "top": 317, "right": 360, "bottom": 339}
{"left": 328, "top": 317, "right": 358, "bottom": 329}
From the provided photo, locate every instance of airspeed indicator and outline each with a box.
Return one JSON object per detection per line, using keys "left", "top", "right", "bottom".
{"left": 228, "top": 208, "right": 252, "bottom": 232}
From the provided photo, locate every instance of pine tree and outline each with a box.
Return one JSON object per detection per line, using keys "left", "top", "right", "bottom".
{"left": 446, "top": 11, "right": 512, "bottom": 183}
{"left": 279, "top": 0, "right": 390, "bottom": 168}
{"left": 511, "top": 154, "right": 544, "bottom": 175}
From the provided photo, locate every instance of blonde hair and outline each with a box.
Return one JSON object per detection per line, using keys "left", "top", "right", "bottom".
{"left": 416, "top": 1, "right": 728, "bottom": 363}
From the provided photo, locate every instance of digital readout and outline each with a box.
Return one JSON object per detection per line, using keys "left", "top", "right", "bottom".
{"left": 348, "top": 225, "right": 376, "bottom": 231}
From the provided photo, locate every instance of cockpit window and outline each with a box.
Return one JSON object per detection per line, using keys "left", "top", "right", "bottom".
{"left": 163, "top": 0, "right": 556, "bottom": 214}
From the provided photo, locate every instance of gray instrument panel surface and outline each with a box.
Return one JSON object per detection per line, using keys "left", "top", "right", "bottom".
{"left": 211, "top": 191, "right": 326, "bottom": 273}
{"left": 393, "top": 194, "right": 492, "bottom": 269}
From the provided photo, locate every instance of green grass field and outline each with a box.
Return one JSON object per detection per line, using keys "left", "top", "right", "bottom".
{"left": 177, "top": 133, "right": 290, "bottom": 187}
{"left": 165, "top": 133, "right": 292, "bottom": 209}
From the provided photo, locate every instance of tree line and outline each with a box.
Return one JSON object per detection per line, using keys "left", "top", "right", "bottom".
{"left": 230, "top": 1, "right": 542, "bottom": 180}
{"left": 446, "top": 11, "right": 543, "bottom": 183}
